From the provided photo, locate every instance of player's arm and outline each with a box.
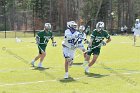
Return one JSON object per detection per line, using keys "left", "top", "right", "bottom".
{"left": 88, "top": 38, "right": 93, "bottom": 47}
{"left": 83, "top": 33, "right": 89, "bottom": 44}
{"left": 103, "top": 31, "right": 111, "bottom": 45}
{"left": 106, "top": 38, "right": 111, "bottom": 43}
{"left": 87, "top": 32, "right": 95, "bottom": 49}
{"left": 35, "top": 34, "right": 40, "bottom": 44}
{"left": 51, "top": 36, "right": 54, "bottom": 42}
{"left": 50, "top": 32, "right": 57, "bottom": 46}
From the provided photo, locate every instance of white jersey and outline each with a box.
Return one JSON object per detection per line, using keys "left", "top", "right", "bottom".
{"left": 135, "top": 23, "right": 140, "bottom": 29}
{"left": 134, "top": 23, "right": 140, "bottom": 36}
{"left": 62, "top": 29, "right": 79, "bottom": 49}
{"left": 77, "top": 32, "right": 86, "bottom": 44}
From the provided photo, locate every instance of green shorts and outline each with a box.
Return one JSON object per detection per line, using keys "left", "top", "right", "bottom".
{"left": 38, "top": 44, "right": 47, "bottom": 54}
{"left": 87, "top": 48, "right": 101, "bottom": 55}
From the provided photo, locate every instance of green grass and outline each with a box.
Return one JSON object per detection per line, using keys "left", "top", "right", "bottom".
{"left": 0, "top": 35, "right": 140, "bottom": 93}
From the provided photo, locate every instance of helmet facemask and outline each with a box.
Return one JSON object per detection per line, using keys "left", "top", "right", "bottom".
{"left": 67, "top": 21, "right": 78, "bottom": 31}
{"left": 96, "top": 22, "right": 104, "bottom": 32}
{"left": 135, "top": 19, "right": 140, "bottom": 24}
{"left": 44, "top": 23, "right": 51, "bottom": 30}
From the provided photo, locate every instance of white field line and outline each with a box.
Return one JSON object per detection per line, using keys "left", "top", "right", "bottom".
{"left": 0, "top": 80, "right": 56, "bottom": 87}
{"left": 120, "top": 72, "right": 140, "bottom": 75}
{"left": 0, "top": 76, "right": 86, "bottom": 87}
{"left": 0, "top": 71, "right": 140, "bottom": 87}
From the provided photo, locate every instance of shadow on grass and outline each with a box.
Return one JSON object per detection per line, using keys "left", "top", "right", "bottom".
{"left": 73, "top": 63, "right": 83, "bottom": 65}
{"left": 135, "top": 46, "right": 140, "bottom": 47}
{"left": 59, "top": 77, "right": 76, "bottom": 83}
{"left": 85, "top": 72, "right": 109, "bottom": 78}
{"left": 32, "top": 67, "right": 50, "bottom": 71}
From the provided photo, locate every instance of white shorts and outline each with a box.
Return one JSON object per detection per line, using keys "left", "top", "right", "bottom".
{"left": 134, "top": 29, "right": 140, "bottom": 36}
{"left": 63, "top": 46, "right": 75, "bottom": 59}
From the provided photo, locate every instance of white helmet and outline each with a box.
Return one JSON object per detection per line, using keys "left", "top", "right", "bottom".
{"left": 136, "top": 19, "right": 140, "bottom": 24}
{"left": 96, "top": 21, "right": 104, "bottom": 31}
{"left": 67, "top": 21, "right": 77, "bottom": 30}
{"left": 79, "top": 25, "right": 85, "bottom": 32}
{"left": 136, "top": 19, "right": 139, "bottom": 22}
{"left": 44, "top": 23, "right": 51, "bottom": 30}
{"left": 67, "top": 21, "right": 71, "bottom": 28}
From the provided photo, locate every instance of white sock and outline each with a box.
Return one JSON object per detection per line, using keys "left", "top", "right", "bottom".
{"left": 38, "top": 62, "right": 42, "bottom": 67}
{"left": 32, "top": 59, "right": 35, "bottom": 63}
{"left": 86, "top": 66, "right": 90, "bottom": 69}
{"left": 65, "top": 72, "right": 68, "bottom": 75}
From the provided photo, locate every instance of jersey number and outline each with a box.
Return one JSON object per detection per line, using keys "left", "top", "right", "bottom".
{"left": 68, "top": 39, "right": 75, "bottom": 44}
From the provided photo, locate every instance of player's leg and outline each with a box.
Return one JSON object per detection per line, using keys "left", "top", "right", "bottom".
{"left": 63, "top": 47, "right": 70, "bottom": 79}
{"left": 38, "top": 45, "right": 46, "bottom": 67}
{"left": 31, "top": 46, "right": 42, "bottom": 67}
{"left": 78, "top": 46, "right": 87, "bottom": 65}
{"left": 38, "top": 51, "right": 46, "bottom": 67}
{"left": 63, "top": 47, "right": 75, "bottom": 79}
{"left": 89, "top": 54, "right": 99, "bottom": 67}
{"left": 64, "top": 57, "right": 72, "bottom": 79}
{"left": 83, "top": 53, "right": 90, "bottom": 66}
{"left": 34, "top": 54, "right": 41, "bottom": 61}
{"left": 84, "top": 48, "right": 100, "bottom": 73}
{"left": 133, "top": 30, "right": 137, "bottom": 46}
{"left": 80, "top": 47, "right": 86, "bottom": 59}
{"left": 133, "top": 29, "right": 140, "bottom": 46}
{"left": 134, "top": 35, "right": 136, "bottom": 46}
{"left": 84, "top": 54, "right": 90, "bottom": 73}
{"left": 85, "top": 54, "right": 99, "bottom": 73}
{"left": 65, "top": 58, "right": 69, "bottom": 73}
{"left": 82, "top": 48, "right": 92, "bottom": 66}
{"left": 83, "top": 49, "right": 86, "bottom": 58}
{"left": 69, "top": 49, "right": 75, "bottom": 66}
{"left": 31, "top": 54, "right": 41, "bottom": 66}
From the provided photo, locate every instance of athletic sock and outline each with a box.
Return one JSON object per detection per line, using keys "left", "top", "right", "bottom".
{"left": 85, "top": 66, "right": 90, "bottom": 73}
{"left": 38, "top": 62, "right": 42, "bottom": 67}
{"left": 65, "top": 72, "right": 68, "bottom": 75}
{"left": 32, "top": 59, "right": 35, "bottom": 63}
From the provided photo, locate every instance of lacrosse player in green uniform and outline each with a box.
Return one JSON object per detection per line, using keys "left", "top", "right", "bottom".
{"left": 83, "top": 21, "right": 111, "bottom": 73}
{"left": 31, "top": 23, "right": 56, "bottom": 68}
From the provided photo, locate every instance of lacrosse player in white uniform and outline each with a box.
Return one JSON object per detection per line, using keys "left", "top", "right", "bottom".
{"left": 62, "top": 21, "right": 81, "bottom": 79}
{"left": 77, "top": 25, "right": 89, "bottom": 59}
{"left": 133, "top": 19, "right": 140, "bottom": 46}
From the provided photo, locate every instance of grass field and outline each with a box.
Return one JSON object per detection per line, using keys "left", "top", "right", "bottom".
{"left": 0, "top": 35, "right": 140, "bottom": 93}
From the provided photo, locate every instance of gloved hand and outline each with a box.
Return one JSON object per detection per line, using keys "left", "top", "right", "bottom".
{"left": 101, "top": 41, "right": 106, "bottom": 46}
{"left": 87, "top": 46, "right": 92, "bottom": 51}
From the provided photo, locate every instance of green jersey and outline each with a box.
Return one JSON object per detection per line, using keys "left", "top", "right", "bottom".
{"left": 90, "top": 29, "right": 110, "bottom": 48}
{"left": 36, "top": 30, "right": 53, "bottom": 45}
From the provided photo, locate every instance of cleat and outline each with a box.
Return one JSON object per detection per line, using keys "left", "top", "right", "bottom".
{"left": 85, "top": 67, "right": 89, "bottom": 73}
{"left": 31, "top": 61, "right": 35, "bottom": 67}
{"left": 38, "top": 63, "right": 43, "bottom": 68}
{"left": 64, "top": 73, "right": 69, "bottom": 79}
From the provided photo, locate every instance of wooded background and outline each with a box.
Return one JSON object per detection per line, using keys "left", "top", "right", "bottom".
{"left": 0, "top": 0, "right": 140, "bottom": 33}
